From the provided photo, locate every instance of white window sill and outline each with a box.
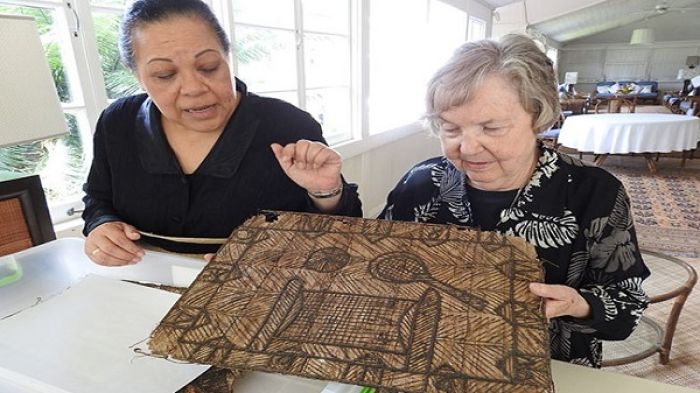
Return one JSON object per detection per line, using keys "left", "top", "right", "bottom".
{"left": 54, "top": 217, "right": 84, "bottom": 239}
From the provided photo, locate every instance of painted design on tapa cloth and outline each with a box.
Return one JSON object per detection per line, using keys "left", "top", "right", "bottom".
{"left": 149, "top": 211, "right": 553, "bottom": 393}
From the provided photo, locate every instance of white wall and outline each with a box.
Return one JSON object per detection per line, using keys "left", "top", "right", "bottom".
{"left": 558, "top": 40, "right": 700, "bottom": 93}
{"left": 341, "top": 131, "right": 442, "bottom": 218}
{"left": 491, "top": 1, "right": 526, "bottom": 38}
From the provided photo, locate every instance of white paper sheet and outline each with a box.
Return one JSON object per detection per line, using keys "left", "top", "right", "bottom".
{"left": 0, "top": 275, "right": 208, "bottom": 393}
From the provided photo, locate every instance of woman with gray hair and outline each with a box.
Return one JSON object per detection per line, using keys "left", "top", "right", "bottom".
{"left": 379, "top": 34, "right": 649, "bottom": 367}
{"left": 82, "top": 0, "right": 362, "bottom": 264}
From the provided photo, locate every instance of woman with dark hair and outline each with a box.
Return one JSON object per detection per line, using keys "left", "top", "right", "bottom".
{"left": 380, "top": 35, "right": 649, "bottom": 368}
{"left": 82, "top": 0, "right": 362, "bottom": 264}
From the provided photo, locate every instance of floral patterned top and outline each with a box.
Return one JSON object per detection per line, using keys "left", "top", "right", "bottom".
{"left": 379, "top": 145, "right": 650, "bottom": 367}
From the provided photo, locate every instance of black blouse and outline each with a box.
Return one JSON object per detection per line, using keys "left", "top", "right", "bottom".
{"left": 379, "top": 145, "right": 650, "bottom": 367}
{"left": 82, "top": 79, "right": 362, "bottom": 253}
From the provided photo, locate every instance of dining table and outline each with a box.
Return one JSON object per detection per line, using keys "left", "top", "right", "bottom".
{"left": 557, "top": 113, "right": 700, "bottom": 172}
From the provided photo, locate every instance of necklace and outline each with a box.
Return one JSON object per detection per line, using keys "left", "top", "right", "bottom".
{"left": 498, "top": 187, "right": 523, "bottom": 224}
{"left": 508, "top": 187, "right": 523, "bottom": 211}
{"left": 464, "top": 180, "right": 523, "bottom": 228}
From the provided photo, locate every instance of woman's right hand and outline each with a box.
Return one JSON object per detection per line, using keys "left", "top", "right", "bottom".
{"left": 85, "top": 221, "right": 144, "bottom": 266}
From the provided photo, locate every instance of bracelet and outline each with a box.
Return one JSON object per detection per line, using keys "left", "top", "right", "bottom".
{"left": 307, "top": 184, "right": 343, "bottom": 199}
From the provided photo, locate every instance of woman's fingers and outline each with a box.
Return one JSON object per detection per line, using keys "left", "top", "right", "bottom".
{"left": 292, "top": 140, "right": 311, "bottom": 170}
{"left": 270, "top": 143, "right": 288, "bottom": 167}
{"left": 270, "top": 143, "right": 297, "bottom": 172}
{"left": 271, "top": 141, "right": 341, "bottom": 170}
{"left": 529, "top": 283, "right": 591, "bottom": 319}
{"left": 270, "top": 141, "right": 343, "bottom": 193}
{"left": 309, "top": 142, "right": 341, "bottom": 169}
{"left": 85, "top": 222, "right": 144, "bottom": 266}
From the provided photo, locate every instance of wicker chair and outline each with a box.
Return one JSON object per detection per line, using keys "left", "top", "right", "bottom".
{"left": 0, "top": 175, "right": 55, "bottom": 256}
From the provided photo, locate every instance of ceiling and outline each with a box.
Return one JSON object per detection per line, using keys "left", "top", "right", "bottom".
{"left": 479, "top": 0, "right": 520, "bottom": 7}
{"left": 497, "top": 0, "right": 700, "bottom": 45}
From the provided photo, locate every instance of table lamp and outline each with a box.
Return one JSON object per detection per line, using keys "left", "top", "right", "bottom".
{"left": 677, "top": 67, "right": 700, "bottom": 95}
{"left": 0, "top": 14, "right": 68, "bottom": 148}
{"left": 564, "top": 72, "right": 578, "bottom": 95}
{"left": 0, "top": 14, "right": 67, "bottom": 286}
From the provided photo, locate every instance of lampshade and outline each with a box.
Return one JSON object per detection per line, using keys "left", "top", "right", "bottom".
{"left": 0, "top": 14, "right": 67, "bottom": 148}
{"left": 630, "top": 28, "right": 654, "bottom": 45}
{"left": 687, "top": 56, "right": 700, "bottom": 68}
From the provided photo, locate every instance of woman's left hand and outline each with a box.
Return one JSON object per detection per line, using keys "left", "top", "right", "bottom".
{"left": 271, "top": 140, "right": 343, "bottom": 193}
{"left": 529, "top": 283, "right": 591, "bottom": 320}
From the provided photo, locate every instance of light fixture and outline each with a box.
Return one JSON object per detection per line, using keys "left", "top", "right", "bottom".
{"left": 0, "top": 14, "right": 67, "bottom": 148}
{"left": 630, "top": 28, "right": 654, "bottom": 45}
{"left": 686, "top": 56, "right": 700, "bottom": 69}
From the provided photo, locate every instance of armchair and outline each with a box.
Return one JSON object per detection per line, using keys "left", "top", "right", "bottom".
{"left": 666, "top": 75, "right": 700, "bottom": 116}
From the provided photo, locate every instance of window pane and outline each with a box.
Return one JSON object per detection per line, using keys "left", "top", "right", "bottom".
{"left": 302, "top": 0, "right": 348, "bottom": 34}
{"left": 306, "top": 87, "right": 351, "bottom": 145}
{"left": 369, "top": 0, "right": 466, "bottom": 133}
{"left": 233, "top": 0, "right": 294, "bottom": 29}
{"left": 427, "top": 1, "right": 466, "bottom": 71}
{"left": 468, "top": 17, "right": 486, "bottom": 41}
{"left": 0, "top": 4, "right": 72, "bottom": 103}
{"left": 0, "top": 114, "right": 88, "bottom": 204}
{"left": 304, "top": 33, "right": 350, "bottom": 88}
{"left": 235, "top": 26, "right": 297, "bottom": 92}
{"left": 92, "top": 13, "right": 140, "bottom": 99}
{"left": 368, "top": 0, "right": 428, "bottom": 133}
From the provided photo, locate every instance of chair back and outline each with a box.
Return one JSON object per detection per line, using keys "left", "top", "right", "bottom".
{"left": 0, "top": 175, "right": 55, "bottom": 256}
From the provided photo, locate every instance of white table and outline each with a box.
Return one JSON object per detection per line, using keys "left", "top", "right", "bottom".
{"left": 1, "top": 239, "right": 698, "bottom": 393}
{"left": 558, "top": 113, "right": 700, "bottom": 172}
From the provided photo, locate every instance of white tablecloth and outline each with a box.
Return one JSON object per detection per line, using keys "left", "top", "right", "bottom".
{"left": 558, "top": 113, "right": 700, "bottom": 154}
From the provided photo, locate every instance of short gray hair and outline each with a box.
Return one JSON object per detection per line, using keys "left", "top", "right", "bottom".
{"left": 425, "top": 34, "right": 560, "bottom": 134}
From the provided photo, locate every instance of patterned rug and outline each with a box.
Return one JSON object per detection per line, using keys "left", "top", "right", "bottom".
{"left": 588, "top": 157, "right": 700, "bottom": 258}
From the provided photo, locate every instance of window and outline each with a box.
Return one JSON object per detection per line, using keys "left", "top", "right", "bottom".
{"left": 368, "top": 0, "right": 466, "bottom": 134}
{"left": 467, "top": 16, "right": 486, "bottom": 42}
{"left": 228, "top": 0, "right": 354, "bottom": 145}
